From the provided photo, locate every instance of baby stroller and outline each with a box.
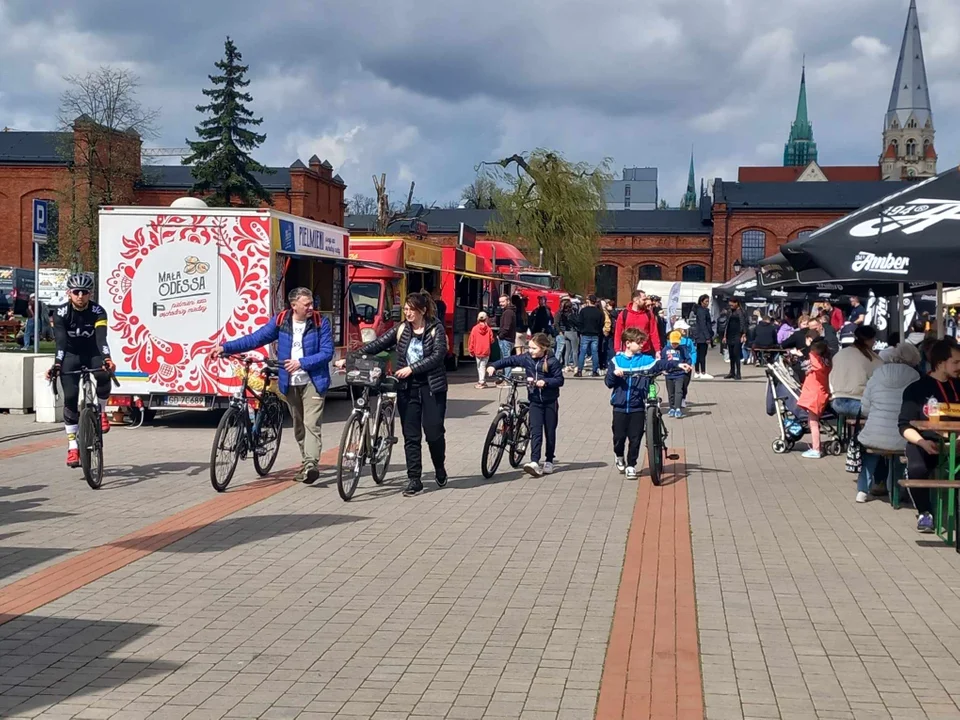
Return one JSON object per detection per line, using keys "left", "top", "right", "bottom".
{"left": 765, "top": 357, "right": 843, "bottom": 456}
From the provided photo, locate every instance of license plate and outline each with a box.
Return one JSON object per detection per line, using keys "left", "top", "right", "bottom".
{"left": 163, "top": 395, "right": 206, "bottom": 408}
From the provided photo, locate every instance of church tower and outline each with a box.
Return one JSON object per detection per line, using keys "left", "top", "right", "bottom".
{"left": 783, "top": 65, "right": 817, "bottom": 167}
{"left": 680, "top": 151, "right": 697, "bottom": 210}
{"left": 881, "top": 0, "right": 936, "bottom": 180}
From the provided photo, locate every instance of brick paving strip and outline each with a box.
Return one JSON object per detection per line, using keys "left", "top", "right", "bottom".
{"left": 596, "top": 449, "right": 705, "bottom": 720}
{"left": 0, "top": 447, "right": 338, "bottom": 625}
{"left": 0, "top": 436, "right": 63, "bottom": 460}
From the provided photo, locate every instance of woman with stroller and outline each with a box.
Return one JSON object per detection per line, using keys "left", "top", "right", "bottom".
{"left": 854, "top": 343, "right": 921, "bottom": 504}
{"left": 797, "top": 335, "right": 832, "bottom": 459}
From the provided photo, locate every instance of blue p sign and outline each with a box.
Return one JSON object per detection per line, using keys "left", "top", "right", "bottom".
{"left": 33, "top": 199, "right": 49, "bottom": 242}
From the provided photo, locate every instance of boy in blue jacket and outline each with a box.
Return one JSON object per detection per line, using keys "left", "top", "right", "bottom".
{"left": 488, "top": 332, "right": 564, "bottom": 477}
{"left": 605, "top": 327, "right": 692, "bottom": 479}
{"left": 664, "top": 330, "right": 695, "bottom": 418}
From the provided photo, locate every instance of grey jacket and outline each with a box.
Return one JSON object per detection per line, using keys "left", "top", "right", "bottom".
{"left": 857, "top": 363, "right": 921, "bottom": 452}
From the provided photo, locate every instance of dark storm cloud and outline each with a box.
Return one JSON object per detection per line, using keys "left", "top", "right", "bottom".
{"left": 1, "top": 0, "right": 957, "bottom": 204}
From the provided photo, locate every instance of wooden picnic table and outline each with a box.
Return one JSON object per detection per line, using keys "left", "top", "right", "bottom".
{"left": 0, "top": 319, "right": 22, "bottom": 344}
{"left": 912, "top": 420, "right": 960, "bottom": 549}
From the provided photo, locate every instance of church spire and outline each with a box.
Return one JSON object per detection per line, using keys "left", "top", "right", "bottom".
{"left": 881, "top": 0, "right": 936, "bottom": 179}
{"left": 783, "top": 62, "right": 818, "bottom": 167}
{"left": 681, "top": 150, "right": 697, "bottom": 210}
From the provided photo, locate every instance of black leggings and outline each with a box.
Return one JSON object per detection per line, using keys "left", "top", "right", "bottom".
{"left": 528, "top": 400, "right": 559, "bottom": 464}
{"left": 397, "top": 384, "right": 446, "bottom": 481}
{"left": 695, "top": 343, "right": 708, "bottom": 374}
{"left": 727, "top": 341, "right": 742, "bottom": 378}
{"left": 60, "top": 353, "right": 111, "bottom": 425}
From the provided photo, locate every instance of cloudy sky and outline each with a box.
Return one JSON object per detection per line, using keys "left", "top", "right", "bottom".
{"left": 1, "top": 0, "right": 957, "bottom": 207}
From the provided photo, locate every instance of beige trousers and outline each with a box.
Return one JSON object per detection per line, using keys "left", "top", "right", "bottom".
{"left": 284, "top": 383, "right": 326, "bottom": 467}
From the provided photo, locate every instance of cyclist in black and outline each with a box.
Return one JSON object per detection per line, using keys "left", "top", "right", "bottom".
{"left": 48, "top": 273, "right": 115, "bottom": 467}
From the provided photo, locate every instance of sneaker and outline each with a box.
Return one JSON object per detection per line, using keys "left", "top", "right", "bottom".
{"left": 674, "top": 411, "right": 684, "bottom": 419}
{"left": 801, "top": 449, "right": 822, "bottom": 459}
{"left": 856, "top": 491, "right": 869, "bottom": 503}
{"left": 625, "top": 466, "right": 637, "bottom": 479}
{"left": 523, "top": 461, "right": 543, "bottom": 478}
{"left": 303, "top": 465, "right": 320, "bottom": 485}
{"left": 403, "top": 479, "right": 424, "bottom": 497}
{"left": 574, "top": 371, "right": 583, "bottom": 378}
{"left": 542, "top": 461, "right": 555, "bottom": 475}
{"left": 66, "top": 448, "right": 80, "bottom": 468}
{"left": 100, "top": 412, "right": 111, "bottom": 434}
{"left": 681, "top": 399, "right": 688, "bottom": 409}
{"left": 693, "top": 372, "right": 701, "bottom": 380}
{"left": 701, "top": 373, "right": 714, "bottom": 380}
{"left": 435, "top": 468, "right": 448, "bottom": 487}
{"left": 917, "top": 512, "right": 934, "bottom": 533}
{"left": 615, "top": 457, "right": 626, "bottom": 474}
{"left": 591, "top": 372, "right": 600, "bottom": 377}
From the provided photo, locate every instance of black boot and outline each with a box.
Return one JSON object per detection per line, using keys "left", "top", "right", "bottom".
{"left": 403, "top": 478, "right": 424, "bottom": 496}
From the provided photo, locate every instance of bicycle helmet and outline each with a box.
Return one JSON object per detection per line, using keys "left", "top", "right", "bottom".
{"left": 66, "top": 273, "right": 94, "bottom": 292}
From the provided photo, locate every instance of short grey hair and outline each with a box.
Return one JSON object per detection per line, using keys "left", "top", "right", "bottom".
{"left": 287, "top": 287, "right": 313, "bottom": 303}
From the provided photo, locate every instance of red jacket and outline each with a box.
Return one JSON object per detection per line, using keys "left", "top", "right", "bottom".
{"left": 468, "top": 322, "right": 493, "bottom": 358}
{"left": 614, "top": 305, "right": 662, "bottom": 354}
{"left": 829, "top": 307, "right": 844, "bottom": 332}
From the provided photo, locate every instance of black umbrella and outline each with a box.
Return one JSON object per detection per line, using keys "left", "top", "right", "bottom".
{"left": 713, "top": 267, "right": 825, "bottom": 303}
{"left": 758, "top": 253, "right": 933, "bottom": 297}
{"left": 780, "top": 168, "right": 960, "bottom": 283}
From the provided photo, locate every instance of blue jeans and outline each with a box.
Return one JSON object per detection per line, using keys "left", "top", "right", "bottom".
{"left": 498, "top": 339, "right": 513, "bottom": 361}
{"left": 578, "top": 335, "right": 600, "bottom": 374}
{"left": 857, "top": 452, "right": 888, "bottom": 494}
{"left": 554, "top": 333, "right": 565, "bottom": 362}
{"left": 22, "top": 318, "right": 35, "bottom": 349}
{"left": 832, "top": 398, "right": 862, "bottom": 417}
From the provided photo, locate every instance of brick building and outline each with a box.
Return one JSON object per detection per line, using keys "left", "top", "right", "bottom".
{"left": 346, "top": 201, "right": 715, "bottom": 308}
{"left": 0, "top": 121, "right": 346, "bottom": 268}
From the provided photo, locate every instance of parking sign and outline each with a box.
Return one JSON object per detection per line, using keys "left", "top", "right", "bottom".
{"left": 33, "top": 199, "right": 49, "bottom": 244}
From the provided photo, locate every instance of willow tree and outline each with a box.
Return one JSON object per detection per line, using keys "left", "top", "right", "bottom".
{"left": 480, "top": 150, "right": 611, "bottom": 293}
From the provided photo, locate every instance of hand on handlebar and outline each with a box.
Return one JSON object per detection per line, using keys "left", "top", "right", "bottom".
{"left": 46, "top": 364, "right": 60, "bottom": 381}
{"left": 334, "top": 358, "right": 346, "bottom": 370}
{"left": 210, "top": 346, "right": 224, "bottom": 359}
{"left": 395, "top": 367, "right": 413, "bottom": 379}
{"left": 679, "top": 363, "right": 693, "bottom": 373}
{"left": 103, "top": 358, "right": 116, "bottom": 373}
{"left": 614, "top": 367, "right": 624, "bottom": 377}
{"left": 486, "top": 366, "right": 496, "bottom": 377}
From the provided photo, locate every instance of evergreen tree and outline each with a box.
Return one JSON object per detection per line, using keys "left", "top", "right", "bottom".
{"left": 184, "top": 37, "right": 273, "bottom": 207}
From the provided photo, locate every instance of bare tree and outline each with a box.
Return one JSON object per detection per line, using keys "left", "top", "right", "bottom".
{"left": 372, "top": 175, "right": 418, "bottom": 234}
{"left": 347, "top": 193, "right": 377, "bottom": 216}
{"left": 461, "top": 175, "right": 497, "bottom": 209}
{"left": 55, "top": 66, "right": 160, "bottom": 266}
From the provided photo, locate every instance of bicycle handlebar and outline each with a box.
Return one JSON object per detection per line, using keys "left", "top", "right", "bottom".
{"left": 222, "top": 354, "right": 280, "bottom": 372}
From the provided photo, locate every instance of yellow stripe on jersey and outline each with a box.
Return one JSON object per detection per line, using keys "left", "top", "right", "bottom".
{"left": 94, "top": 319, "right": 107, "bottom": 328}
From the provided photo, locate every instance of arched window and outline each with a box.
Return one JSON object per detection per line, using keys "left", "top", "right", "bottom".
{"left": 891, "top": 138, "right": 899, "bottom": 153}
{"left": 740, "top": 230, "right": 766, "bottom": 266}
{"left": 797, "top": 229, "right": 816, "bottom": 240}
{"left": 906, "top": 139, "right": 917, "bottom": 156}
{"left": 681, "top": 264, "right": 706, "bottom": 282}
{"left": 638, "top": 264, "right": 662, "bottom": 281}
{"left": 594, "top": 264, "right": 618, "bottom": 301}
{"left": 923, "top": 139, "right": 931, "bottom": 155}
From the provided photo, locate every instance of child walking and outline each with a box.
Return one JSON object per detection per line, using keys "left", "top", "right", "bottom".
{"left": 663, "top": 330, "right": 694, "bottom": 418}
{"left": 605, "top": 328, "right": 692, "bottom": 479}
{"left": 468, "top": 312, "right": 494, "bottom": 388}
{"left": 798, "top": 336, "right": 831, "bottom": 459}
{"left": 488, "top": 332, "right": 564, "bottom": 477}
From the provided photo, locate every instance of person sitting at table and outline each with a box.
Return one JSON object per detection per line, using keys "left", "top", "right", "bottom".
{"left": 830, "top": 325, "right": 883, "bottom": 419}
{"left": 898, "top": 339, "right": 960, "bottom": 533}
{"left": 855, "top": 343, "right": 921, "bottom": 503}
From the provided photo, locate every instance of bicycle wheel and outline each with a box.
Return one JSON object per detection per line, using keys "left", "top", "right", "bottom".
{"left": 645, "top": 405, "right": 666, "bottom": 486}
{"left": 210, "top": 407, "right": 244, "bottom": 492}
{"left": 370, "top": 401, "right": 396, "bottom": 485}
{"left": 78, "top": 406, "right": 103, "bottom": 490}
{"left": 253, "top": 398, "right": 284, "bottom": 476}
{"left": 337, "top": 413, "right": 365, "bottom": 501}
{"left": 481, "top": 411, "right": 510, "bottom": 479}
{"left": 508, "top": 407, "right": 530, "bottom": 468}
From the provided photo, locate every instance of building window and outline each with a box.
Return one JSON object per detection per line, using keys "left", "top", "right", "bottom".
{"left": 681, "top": 264, "right": 706, "bottom": 283}
{"left": 892, "top": 138, "right": 899, "bottom": 154}
{"left": 624, "top": 184, "right": 631, "bottom": 209}
{"left": 595, "top": 264, "right": 618, "bottom": 301}
{"left": 906, "top": 139, "right": 917, "bottom": 156}
{"left": 797, "top": 229, "right": 816, "bottom": 240}
{"left": 908, "top": 119, "right": 918, "bottom": 128}
{"left": 638, "top": 264, "right": 662, "bottom": 281}
{"left": 740, "top": 230, "right": 767, "bottom": 266}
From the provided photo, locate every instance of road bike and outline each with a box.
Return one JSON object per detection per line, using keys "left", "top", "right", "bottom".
{"left": 481, "top": 368, "right": 531, "bottom": 478}
{"left": 209, "top": 356, "right": 284, "bottom": 492}
{"left": 622, "top": 367, "right": 681, "bottom": 486}
{"left": 52, "top": 365, "right": 120, "bottom": 490}
{"left": 337, "top": 356, "right": 399, "bottom": 501}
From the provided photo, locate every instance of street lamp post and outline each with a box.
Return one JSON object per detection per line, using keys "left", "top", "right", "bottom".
{"left": 733, "top": 259, "right": 743, "bottom": 275}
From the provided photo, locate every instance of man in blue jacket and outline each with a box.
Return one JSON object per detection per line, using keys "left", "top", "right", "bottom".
{"left": 212, "top": 287, "right": 334, "bottom": 483}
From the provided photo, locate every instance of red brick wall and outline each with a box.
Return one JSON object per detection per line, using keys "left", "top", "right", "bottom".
{"left": 711, "top": 203, "right": 846, "bottom": 281}
{"left": 0, "top": 165, "right": 70, "bottom": 268}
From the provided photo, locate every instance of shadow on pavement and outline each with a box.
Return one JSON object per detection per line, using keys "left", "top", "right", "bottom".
{"left": 0, "top": 615, "right": 180, "bottom": 718}
{"left": 109, "top": 513, "right": 367, "bottom": 553}
{"left": 446, "top": 461, "right": 609, "bottom": 490}
{"left": 446, "top": 398, "right": 496, "bottom": 419}
{"left": 101, "top": 461, "right": 207, "bottom": 488}
{"left": 0, "top": 485, "right": 74, "bottom": 526}
{"left": 0, "top": 546, "right": 73, "bottom": 584}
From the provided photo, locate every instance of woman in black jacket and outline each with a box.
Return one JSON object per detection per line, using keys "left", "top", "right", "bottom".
{"left": 692, "top": 294, "right": 714, "bottom": 378}
{"left": 349, "top": 292, "right": 448, "bottom": 496}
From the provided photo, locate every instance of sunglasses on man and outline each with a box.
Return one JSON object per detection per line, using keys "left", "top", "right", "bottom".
{"left": 70, "top": 289, "right": 91, "bottom": 296}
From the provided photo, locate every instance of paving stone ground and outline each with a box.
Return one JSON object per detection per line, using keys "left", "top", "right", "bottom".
{"left": 3, "top": 356, "right": 960, "bottom": 720}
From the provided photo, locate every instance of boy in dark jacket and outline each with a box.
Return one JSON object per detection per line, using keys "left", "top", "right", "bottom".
{"left": 663, "top": 330, "right": 694, "bottom": 418}
{"left": 605, "top": 327, "right": 691, "bottom": 479}
{"left": 489, "top": 332, "right": 565, "bottom": 477}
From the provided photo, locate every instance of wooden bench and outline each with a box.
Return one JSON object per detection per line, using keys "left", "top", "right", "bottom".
{"left": 899, "top": 479, "right": 960, "bottom": 551}
{"left": 0, "top": 320, "right": 22, "bottom": 344}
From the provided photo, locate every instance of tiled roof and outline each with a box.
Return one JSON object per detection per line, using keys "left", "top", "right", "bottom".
{"left": 138, "top": 165, "right": 293, "bottom": 190}
{"left": 345, "top": 207, "right": 712, "bottom": 235}
{"left": 0, "top": 131, "right": 72, "bottom": 165}
{"left": 714, "top": 180, "right": 911, "bottom": 210}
